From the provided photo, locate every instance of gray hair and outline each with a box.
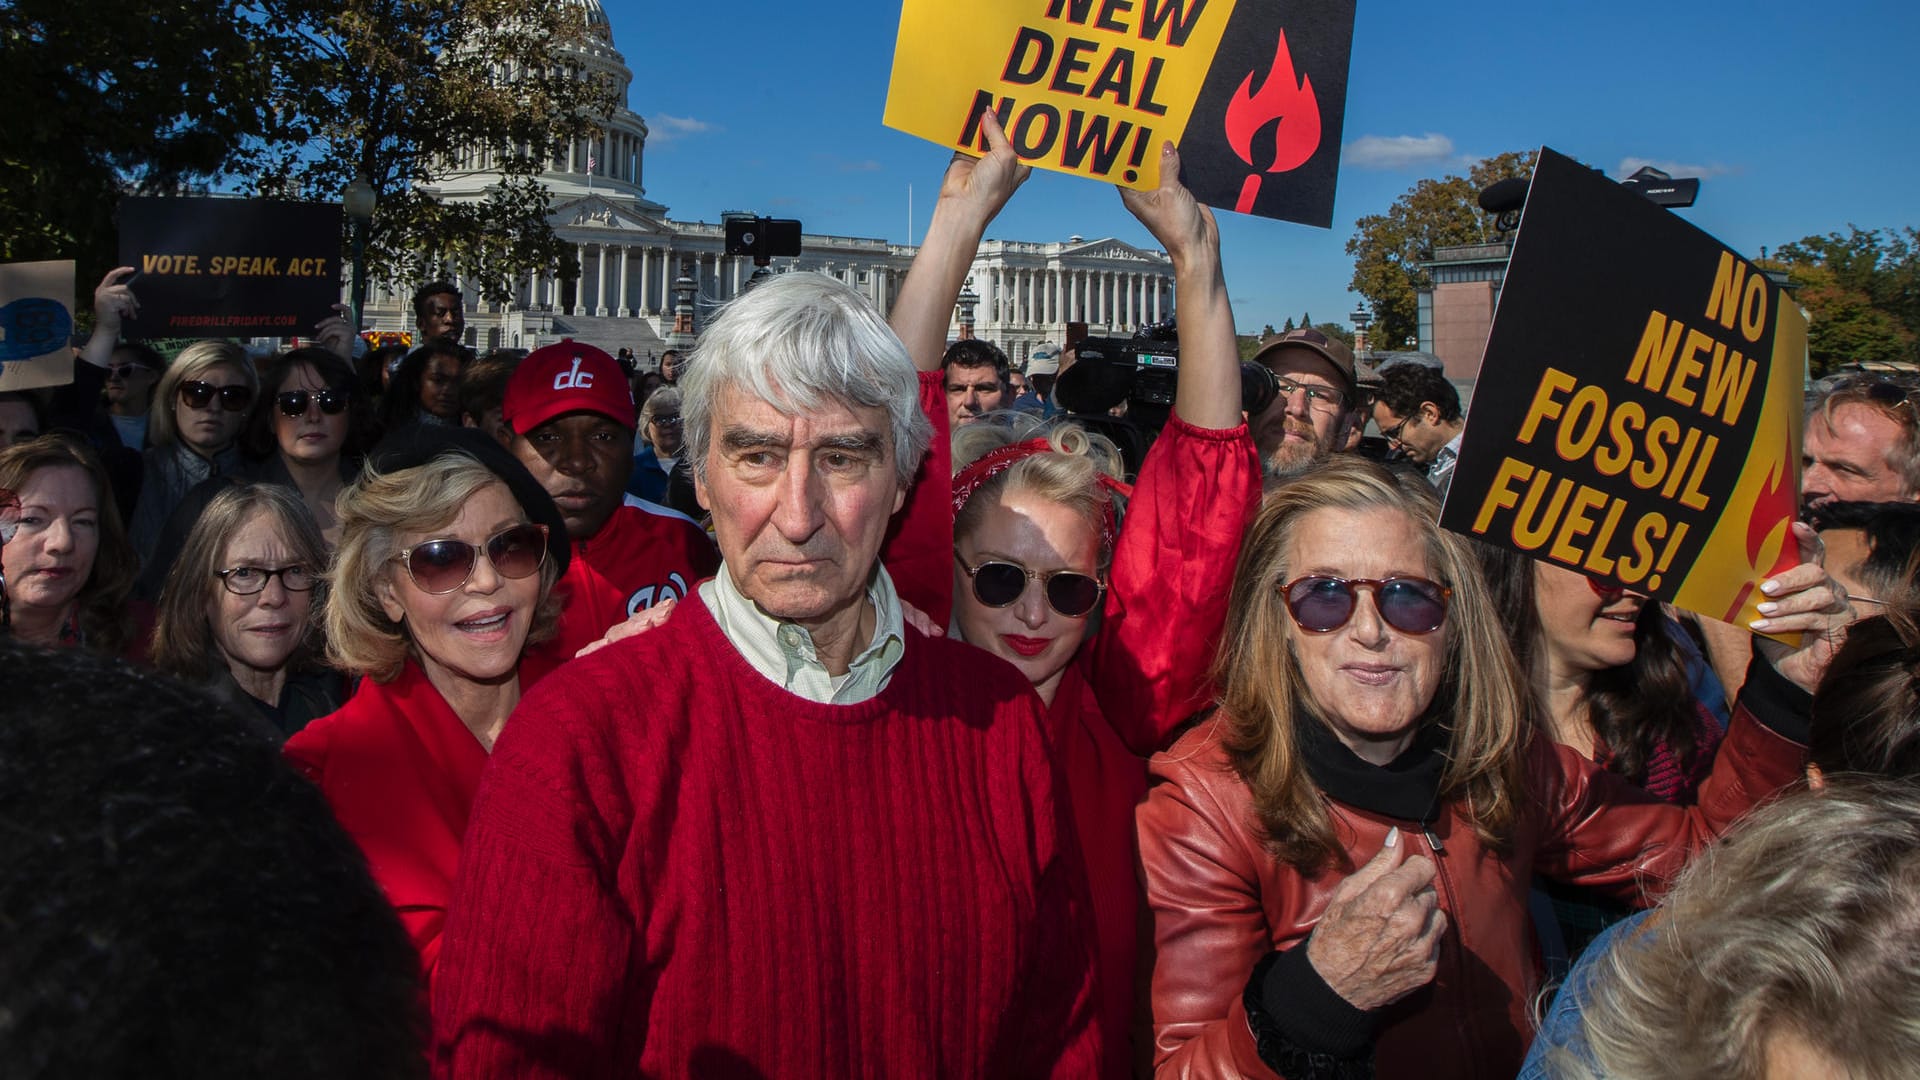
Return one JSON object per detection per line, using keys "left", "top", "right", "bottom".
{"left": 1559, "top": 779, "right": 1920, "bottom": 1079}
{"left": 682, "top": 272, "right": 931, "bottom": 486}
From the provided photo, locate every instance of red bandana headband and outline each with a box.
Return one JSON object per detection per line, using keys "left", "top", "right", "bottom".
{"left": 950, "top": 438, "right": 1133, "bottom": 550}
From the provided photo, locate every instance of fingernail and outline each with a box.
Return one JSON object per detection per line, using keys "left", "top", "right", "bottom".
{"left": 1757, "top": 601, "right": 1779, "bottom": 615}
{"left": 1162, "top": 141, "right": 1175, "bottom": 156}
{"left": 1760, "top": 580, "right": 1781, "bottom": 595}
{"left": 1384, "top": 826, "right": 1400, "bottom": 849}
{"left": 1750, "top": 618, "right": 1772, "bottom": 631}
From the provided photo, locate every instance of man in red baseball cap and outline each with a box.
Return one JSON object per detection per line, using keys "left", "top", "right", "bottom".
{"left": 502, "top": 340, "right": 718, "bottom": 620}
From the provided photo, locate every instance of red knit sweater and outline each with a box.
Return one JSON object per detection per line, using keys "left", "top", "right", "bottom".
{"left": 432, "top": 594, "right": 1103, "bottom": 1078}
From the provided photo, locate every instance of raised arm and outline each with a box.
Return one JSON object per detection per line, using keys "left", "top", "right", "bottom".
{"left": 1117, "top": 142, "right": 1240, "bottom": 430}
{"left": 83, "top": 267, "right": 139, "bottom": 369}
{"left": 887, "top": 111, "right": 1029, "bottom": 372}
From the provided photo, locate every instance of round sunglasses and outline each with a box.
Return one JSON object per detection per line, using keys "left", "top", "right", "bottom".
{"left": 958, "top": 555, "right": 1104, "bottom": 618}
{"left": 179, "top": 380, "right": 254, "bottom": 413}
{"left": 1280, "top": 574, "right": 1452, "bottom": 635}
{"left": 391, "top": 523, "right": 549, "bottom": 595}
{"left": 217, "top": 564, "right": 316, "bottom": 596}
{"left": 276, "top": 388, "right": 349, "bottom": 419}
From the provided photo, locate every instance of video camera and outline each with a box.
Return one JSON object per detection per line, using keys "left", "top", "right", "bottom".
{"left": 1055, "top": 319, "right": 1283, "bottom": 474}
{"left": 723, "top": 214, "right": 804, "bottom": 290}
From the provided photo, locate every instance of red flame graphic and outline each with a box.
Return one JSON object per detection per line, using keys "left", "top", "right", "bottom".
{"left": 1223, "top": 31, "right": 1320, "bottom": 212}
{"left": 1721, "top": 435, "right": 1799, "bottom": 623}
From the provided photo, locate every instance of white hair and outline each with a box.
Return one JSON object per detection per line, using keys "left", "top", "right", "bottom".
{"left": 681, "top": 272, "right": 931, "bottom": 486}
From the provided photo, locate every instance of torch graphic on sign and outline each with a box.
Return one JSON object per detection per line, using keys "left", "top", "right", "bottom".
{"left": 1224, "top": 31, "right": 1321, "bottom": 214}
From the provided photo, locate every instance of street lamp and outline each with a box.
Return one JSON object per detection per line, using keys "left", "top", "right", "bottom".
{"left": 342, "top": 175, "right": 377, "bottom": 335}
{"left": 956, "top": 277, "right": 979, "bottom": 340}
{"left": 1349, "top": 302, "right": 1372, "bottom": 358}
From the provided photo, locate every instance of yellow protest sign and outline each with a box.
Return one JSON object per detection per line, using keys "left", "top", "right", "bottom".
{"left": 884, "top": 0, "right": 1356, "bottom": 227}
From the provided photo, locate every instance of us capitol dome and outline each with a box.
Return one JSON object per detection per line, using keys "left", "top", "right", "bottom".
{"left": 370, "top": 0, "right": 1174, "bottom": 364}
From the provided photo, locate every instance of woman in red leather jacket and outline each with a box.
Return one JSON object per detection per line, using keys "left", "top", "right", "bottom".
{"left": 1135, "top": 460, "right": 1851, "bottom": 1079}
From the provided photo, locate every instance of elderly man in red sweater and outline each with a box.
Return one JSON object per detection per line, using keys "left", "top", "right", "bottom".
{"left": 432, "top": 266, "right": 1102, "bottom": 1076}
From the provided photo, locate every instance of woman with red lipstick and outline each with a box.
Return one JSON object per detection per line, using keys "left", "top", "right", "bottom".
{"left": 151, "top": 484, "right": 344, "bottom": 739}
{"left": 945, "top": 145, "right": 1260, "bottom": 1072}
{"left": 1478, "top": 545, "right": 1731, "bottom": 959}
{"left": 285, "top": 426, "right": 591, "bottom": 989}
{"left": 0, "top": 435, "right": 138, "bottom": 654}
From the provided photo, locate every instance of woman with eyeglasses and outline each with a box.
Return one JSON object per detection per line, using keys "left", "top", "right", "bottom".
{"left": 1135, "top": 457, "right": 1851, "bottom": 1080}
{"left": 0, "top": 434, "right": 139, "bottom": 653}
{"left": 151, "top": 483, "right": 344, "bottom": 739}
{"left": 934, "top": 145, "right": 1260, "bottom": 1072}
{"left": 284, "top": 426, "right": 592, "bottom": 988}
{"left": 129, "top": 340, "right": 258, "bottom": 564}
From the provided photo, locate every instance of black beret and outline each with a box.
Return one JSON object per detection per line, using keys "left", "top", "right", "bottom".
{"left": 364, "top": 423, "right": 570, "bottom": 578}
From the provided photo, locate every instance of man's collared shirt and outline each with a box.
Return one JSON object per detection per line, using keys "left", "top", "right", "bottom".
{"left": 1428, "top": 431, "right": 1464, "bottom": 499}
{"left": 701, "top": 563, "right": 907, "bottom": 705}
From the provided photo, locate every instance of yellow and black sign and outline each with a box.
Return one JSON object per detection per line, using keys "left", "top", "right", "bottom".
{"left": 119, "top": 197, "right": 342, "bottom": 337}
{"left": 1442, "top": 148, "right": 1807, "bottom": 637}
{"left": 883, "top": 0, "right": 1355, "bottom": 227}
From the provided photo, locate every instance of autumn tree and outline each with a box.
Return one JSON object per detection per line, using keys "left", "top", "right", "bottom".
{"left": 1761, "top": 226, "right": 1919, "bottom": 375}
{"left": 1346, "top": 151, "right": 1537, "bottom": 351}
{"left": 255, "top": 0, "right": 616, "bottom": 304}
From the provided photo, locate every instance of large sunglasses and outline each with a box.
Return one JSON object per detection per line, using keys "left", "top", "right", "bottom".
{"left": 276, "top": 388, "right": 350, "bottom": 418}
{"left": 392, "top": 523, "right": 549, "bottom": 595}
{"left": 178, "top": 380, "right": 254, "bottom": 413}
{"left": 1281, "top": 574, "right": 1452, "bottom": 635}
{"left": 958, "top": 555, "right": 1105, "bottom": 618}
{"left": 106, "top": 362, "right": 155, "bottom": 379}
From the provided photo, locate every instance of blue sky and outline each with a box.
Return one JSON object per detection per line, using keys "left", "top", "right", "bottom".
{"left": 605, "top": 0, "right": 1920, "bottom": 336}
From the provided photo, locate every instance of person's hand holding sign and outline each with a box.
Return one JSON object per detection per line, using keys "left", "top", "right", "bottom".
{"left": 313, "top": 303, "right": 355, "bottom": 362}
{"left": 890, "top": 110, "right": 1031, "bottom": 374}
{"left": 1750, "top": 521, "right": 1854, "bottom": 693}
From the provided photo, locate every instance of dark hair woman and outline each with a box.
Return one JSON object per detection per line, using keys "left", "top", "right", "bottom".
{"left": 379, "top": 339, "right": 469, "bottom": 434}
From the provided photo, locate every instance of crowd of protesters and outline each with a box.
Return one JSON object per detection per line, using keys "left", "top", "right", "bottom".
{"left": 4, "top": 115, "right": 1919, "bottom": 1080}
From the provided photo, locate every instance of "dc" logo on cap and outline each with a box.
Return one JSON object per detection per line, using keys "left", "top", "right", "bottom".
{"left": 553, "top": 357, "right": 595, "bottom": 390}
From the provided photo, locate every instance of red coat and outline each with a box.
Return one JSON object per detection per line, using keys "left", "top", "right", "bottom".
{"left": 283, "top": 575, "right": 622, "bottom": 989}
{"left": 1049, "top": 416, "right": 1261, "bottom": 1071}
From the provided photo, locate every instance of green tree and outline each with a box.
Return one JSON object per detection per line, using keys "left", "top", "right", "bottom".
{"left": 1346, "top": 150, "right": 1538, "bottom": 351}
{"left": 1761, "top": 227, "right": 1920, "bottom": 376}
{"left": 0, "top": 0, "right": 283, "bottom": 273}
{"left": 256, "top": 0, "right": 616, "bottom": 303}
{"left": 1312, "top": 322, "right": 1355, "bottom": 350}
{"left": 1281, "top": 316, "right": 1295, "bottom": 332}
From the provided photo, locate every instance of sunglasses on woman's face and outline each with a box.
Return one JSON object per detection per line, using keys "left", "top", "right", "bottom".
{"left": 178, "top": 380, "right": 253, "bottom": 413}
{"left": 958, "top": 555, "right": 1105, "bottom": 618}
{"left": 391, "top": 523, "right": 548, "bottom": 595}
{"left": 276, "top": 388, "right": 349, "bottom": 419}
{"left": 1280, "top": 574, "right": 1452, "bottom": 635}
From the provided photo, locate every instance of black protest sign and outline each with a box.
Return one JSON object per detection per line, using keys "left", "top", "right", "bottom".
{"left": 1441, "top": 147, "right": 1807, "bottom": 632}
{"left": 119, "top": 197, "right": 342, "bottom": 337}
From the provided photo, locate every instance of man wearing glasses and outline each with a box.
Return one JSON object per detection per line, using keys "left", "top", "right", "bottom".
{"left": 1802, "top": 376, "right": 1920, "bottom": 511}
{"left": 1370, "top": 362, "right": 1467, "bottom": 498}
{"left": 1246, "top": 327, "right": 1361, "bottom": 479}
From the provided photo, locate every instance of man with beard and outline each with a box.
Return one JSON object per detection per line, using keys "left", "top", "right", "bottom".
{"left": 1246, "top": 327, "right": 1359, "bottom": 481}
{"left": 502, "top": 341, "right": 719, "bottom": 618}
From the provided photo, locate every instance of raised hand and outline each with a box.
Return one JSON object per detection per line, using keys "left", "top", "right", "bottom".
{"left": 1752, "top": 520, "right": 1855, "bottom": 692}
{"left": 313, "top": 302, "right": 355, "bottom": 361}
{"left": 92, "top": 266, "right": 140, "bottom": 337}
{"left": 1304, "top": 827, "right": 1447, "bottom": 1011}
{"left": 937, "top": 110, "right": 1031, "bottom": 229}
{"left": 1117, "top": 141, "right": 1218, "bottom": 270}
